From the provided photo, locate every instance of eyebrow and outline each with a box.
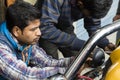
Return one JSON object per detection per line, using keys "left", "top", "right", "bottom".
{"left": 30, "top": 26, "right": 39, "bottom": 31}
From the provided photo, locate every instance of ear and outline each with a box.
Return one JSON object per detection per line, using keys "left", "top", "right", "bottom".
{"left": 6, "top": 0, "right": 16, "bottom": 7}
{"left": 12, "top": 26, "right": 21, "bottom": 37}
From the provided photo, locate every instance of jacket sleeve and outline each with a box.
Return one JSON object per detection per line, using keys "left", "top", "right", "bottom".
{"left": 117, "top": 0, "right": 120, "bottom": 14}
{"left": 32, "top": 45, "right": 74, "bottom": 67}
{"left": 40, "top": 0, "right": 85, "bottom": 51}
{"left": 0, "top": 43, "right": 66, "bottom": 79}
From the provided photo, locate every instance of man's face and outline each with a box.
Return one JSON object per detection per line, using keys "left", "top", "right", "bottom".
{"left": 14, "top": 19, "right": 41, "bottom": 45}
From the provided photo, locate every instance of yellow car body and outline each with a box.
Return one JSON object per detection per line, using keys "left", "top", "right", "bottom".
{"left": 105, "top": 46, "right": 120, "bottom": 80}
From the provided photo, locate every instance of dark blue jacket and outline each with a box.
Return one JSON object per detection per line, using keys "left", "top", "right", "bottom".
{"left": 40, "top": 0, "right": 85, "bottom": 51}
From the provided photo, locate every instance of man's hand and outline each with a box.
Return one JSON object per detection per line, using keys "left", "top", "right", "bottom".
{"left": 113, "top": 14, "right": 120, "bottom": 21}
{"left": 104, "top": 43, "right": 116, "bottom": 54}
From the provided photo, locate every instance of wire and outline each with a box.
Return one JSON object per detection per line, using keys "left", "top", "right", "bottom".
{"left": 78, "top": 75, "right": 93, "bottom": 80}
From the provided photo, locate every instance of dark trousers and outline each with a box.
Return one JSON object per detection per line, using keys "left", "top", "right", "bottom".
{"left": 39, "top": 39, "right": 79, "bottom": 59}
{"left": 39, "top": 26, "right": 79, "bottom": 59}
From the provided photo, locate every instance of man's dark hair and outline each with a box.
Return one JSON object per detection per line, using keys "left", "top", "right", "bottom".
{"left": 6, "top": 0, "right": 41, "bottom": 32}
{"left": 82, "top": 0, "right": 112, "bottom": 18}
